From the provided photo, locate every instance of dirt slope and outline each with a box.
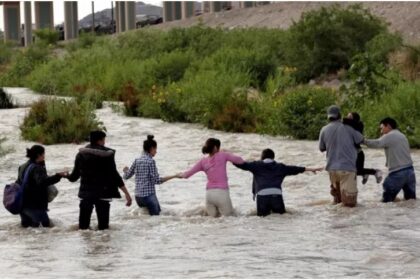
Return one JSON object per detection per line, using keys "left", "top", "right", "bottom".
{"left": 153, "top": 1, "right": 420, "bottom": 44}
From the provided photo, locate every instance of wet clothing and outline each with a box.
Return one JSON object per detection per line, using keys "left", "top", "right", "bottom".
{"left": 123, "top": 153, "right": 162, "bottom": 197}
{"left": 382, "top": 166, "right": 416, "bottom": 202}
{"left": 79, "top": 199, "right": 110, "bottom": 230}
{"left": 68, "top": 144, "right": 123, "bottom": 199}
{"left": 235, "top": 159, "right": 305, "bottom": 216}
{"left": 182, "top": 152, "right": 244, "bottom": 189}
{"left": 329, "top": 171, "right": 358, "bottom": 207}
{"left": 17, "top": 161, "right": 61, "bottom": 210}
{"left": 343, "top": 118, "right": 376, "bottom": 177}
{"left": 256, "top": 195, "right": 286, "bottom": 216}
{"left": 68, "top": 144, "right": 124, "bottom": 230}
{"left": 17, "top": 161, "right": 61, "bottom": 228}
{"left": 319, "top": 120, "right": 364, "bottom": 172}
{"left": 135, "top": 194, "right": 161, "bottom": 216}
{"left": 205, "top": 188, "right": 234, "bottom": 217}
{"left": 365, "top": 130, "right": 413, "bottom": 173}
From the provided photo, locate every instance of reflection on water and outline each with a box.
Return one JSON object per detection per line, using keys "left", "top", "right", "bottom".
{"left": 0, "top": 88, "right": 419, "bottom": 278}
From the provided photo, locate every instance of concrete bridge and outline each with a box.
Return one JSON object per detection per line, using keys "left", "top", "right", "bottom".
{"left": 1, "top": 1, "right": 270, "bottom": 45}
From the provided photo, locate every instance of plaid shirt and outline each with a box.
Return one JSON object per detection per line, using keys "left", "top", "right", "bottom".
{"left": 123, "top": 153, "right": 162, "bottom": 197}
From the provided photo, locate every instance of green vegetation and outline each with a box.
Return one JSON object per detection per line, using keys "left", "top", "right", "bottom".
{"left": 20, "top": 98, "right": 104, "bottom": 145}
{"left": 0, "top": 4, "right": 419, "bottom": 146}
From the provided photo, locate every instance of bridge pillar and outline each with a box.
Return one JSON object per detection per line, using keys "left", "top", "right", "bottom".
{"left": 24, "top": 1, "right": 32, "bottom": 46}
{"left": 125, "top": 1, "right": 136, "bottom": 30}
{"left": 64, "top": 1, "right": 78, "bottom": 40}
{"left": 35, "top": 1, "right": 54, "bottom": 30}
{"left": 3, "top": 1, "right": 21, "bottom": 43}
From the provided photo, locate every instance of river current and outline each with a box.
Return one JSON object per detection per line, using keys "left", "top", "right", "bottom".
{"left": 0, "top": 88, "right": 419, "bottom": 278}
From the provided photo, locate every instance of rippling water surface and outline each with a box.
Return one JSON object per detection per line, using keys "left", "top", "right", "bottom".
{"left": 0, "top": 88, "right": 419, "bottom": 278}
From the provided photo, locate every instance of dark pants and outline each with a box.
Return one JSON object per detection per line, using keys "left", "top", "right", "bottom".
{"left": 256, "top": 194, "right": 286, "bottom": 217}
{"left": 382, "top": 167, "right": 416, "bottom": 202}
{"left": 135, "top": 194, "right": 161, "bottom": 216}
{"left": 79, "top": 199, "right": 110, "bottom": 230}
{"left": 356, "top": 151, "right": 376, "bottom": 176}
{"left": 20, "top": 208, "right": 50, "bottom": 228}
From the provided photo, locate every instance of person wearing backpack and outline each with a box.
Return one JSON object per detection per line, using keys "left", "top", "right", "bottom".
{"left": 17, "top": 145, "right": 68, "bottom": 228}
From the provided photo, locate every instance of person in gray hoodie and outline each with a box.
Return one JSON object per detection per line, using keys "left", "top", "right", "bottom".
{"left": 235, "top": 149, "right": 322, "bottom": 216}
{"left": 364, "top": 117, "right": 416, "bottom": 202}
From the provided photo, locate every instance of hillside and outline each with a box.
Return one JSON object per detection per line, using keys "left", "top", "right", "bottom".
{"left": 153, "top": 1, "right": 420, "bottom": 44}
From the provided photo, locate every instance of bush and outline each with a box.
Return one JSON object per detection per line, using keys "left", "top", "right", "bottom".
{"left": 276, "top": 86, "right": 338, "bottom": 139}
{"left": 20, "top": 98, "right": 104, "bottom": 144}
{"left": 34, "top": 29, "right": 60, "bottom": 45}
{"left": 285, "top": 4, "right": 387, "bottom": 81}
{"left": 0, "top": 88, "right": 14, "bottom": 108}
{"left": 358, "top": 81, "right": 420, "bottom": 148}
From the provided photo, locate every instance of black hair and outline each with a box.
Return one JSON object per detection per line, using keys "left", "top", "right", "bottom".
{"left": 350, "top": 112, "right": 361, "bottom": 123}
{"left": 202, "top": 138, "right": 221, "bottom": 154}
{"left": 143, "top": 135, "right": 157, "bottom": 153}
{"left": 380, "top": 117, "right": 397, "bottom": 129}
{"left": 90, "top": 130, "right": 106, "bottom": 145}
{"left": 261, "top": 149, "right": 275, "bottom": 160}
{"left": 26, "top": 145, "right": 45, "bottom": 161}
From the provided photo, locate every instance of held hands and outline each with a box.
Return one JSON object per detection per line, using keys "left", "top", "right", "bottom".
{"left": 176, "top": 172, "right": 184, "bottom": 179}
{"left": 307, "top": 167, "right": 324, "bottom": 174}
{"left": 123, "top": 166, "right": 129, "bottom": 173}
{"left": 57, "top": 171, "right": 69, "bottom": 178}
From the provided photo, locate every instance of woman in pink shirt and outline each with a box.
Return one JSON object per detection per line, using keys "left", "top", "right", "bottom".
{"left": 181, "top": 138, "right": 244, "bottom": 217}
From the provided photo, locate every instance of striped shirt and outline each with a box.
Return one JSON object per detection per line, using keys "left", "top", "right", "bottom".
{"left": 123, "top": 153, "right": 162, "bottom": 197}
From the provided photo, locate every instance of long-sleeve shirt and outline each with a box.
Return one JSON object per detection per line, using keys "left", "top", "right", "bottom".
{"left": 365, "top": 129, "right": 413, "bottom": 172}
{"left": 123, "top": 153, "right": 162, "bottom": 197}
{"left": 182, "top": 151, "right": 244, "bottom": 189}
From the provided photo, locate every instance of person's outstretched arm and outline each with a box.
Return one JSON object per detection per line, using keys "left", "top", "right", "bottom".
{"left": 364, "top": 134, "right": 389, "bottom": 149}
{"left": 67, "top": 154, "right": 81, "bottom": 182}
{"left": 181, "top": 160, "right": 203, "bottom": 179}
{"left": 234, "top": 161, "right": 257, "bottom": 172}
{"left": 123, "top": 160, "right": 136, "bottom": 180}
{"left": 225, "top": 152, "right": 245, "bottom": 165}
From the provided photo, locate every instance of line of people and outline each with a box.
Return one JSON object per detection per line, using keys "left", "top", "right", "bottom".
{"left": 13, "top": 105, "right": 416, "bottom": 229}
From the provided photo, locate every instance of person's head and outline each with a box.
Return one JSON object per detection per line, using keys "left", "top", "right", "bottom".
{"left": 261, "top": 149, "right": 275, "bottom": 160}
{"left": 90, "top": 130, "right": 106, "bottom": 146}
{"left": 380, "top": 117, "right": 397, "bottom": 135}
{"left": 327, "top": 105, "right": 341, "bottom": 121}
{"left": 347, "top": 112, "right": 361, "bottom": 123}
{"left": 26, "top": 145, "right": 45, "bottom": 163}
{"left": 143, "top": 135, "right": 157, "bottom": 156}
{"left": 202, "top": 138, "right": 221, "bottom": 155}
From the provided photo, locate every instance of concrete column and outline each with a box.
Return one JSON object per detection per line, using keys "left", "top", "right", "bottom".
{"left": 115, "top": 1, "right": 120, "bottom": 32}
{"left": 24, "top": 1, "right": 32, "bottom": 46}
{"left": 242, "top": 1, "right": 256, "bottom": 8}
{"left": 116, "top": 1, "right": 126, "bottom": 32}
{"left": 125, "top": 1, "right": 136, "bottom": 30}
{"left": 210, "top": 1, "right": 223, "bottom": 13}
{"left": 35, "top": 1, "right": 54, "bottom": 30}
{"left": 163, "top": 1, "right": 173, "bottom": 23}
{"left": 3, "top": 1, "right": 21, "bottom": 43}
{"left": 173, "top": 1, "right": 182, "bottom": 20}
{"left": 181, "top": 1, "right": 195, "bottom": 19}
{"left": 64, "top": 1, "right": 78, "bottom": 40}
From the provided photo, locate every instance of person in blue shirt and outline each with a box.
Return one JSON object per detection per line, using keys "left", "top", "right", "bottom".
{"left": 235, "top": 149, "right": 322, "bottom": 216}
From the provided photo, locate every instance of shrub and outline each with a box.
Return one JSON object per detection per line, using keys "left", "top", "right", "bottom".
{"left": 285, "top": 4, "right": 387, "bottom": 81}
{"left": 358, "top": 81, "right": 420, "bottom": 148}
{"left": 276, "top": 86, "right": 338, "bottom": 139}
{"left": 0, "top": 88, "right": 14, "bottom": 108}
{"left": 389, "top": 45, "right": 420, "bottom": 81}
{"left": 34, "top": 29, "right": 60, "bottom": 45}
{"left": 20, "top": 98, "right": 104, "bottom": 144}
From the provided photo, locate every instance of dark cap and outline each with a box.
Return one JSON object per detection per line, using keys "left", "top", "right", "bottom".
{"left": 327, "top": 105, "right": 341, "bottom": 119}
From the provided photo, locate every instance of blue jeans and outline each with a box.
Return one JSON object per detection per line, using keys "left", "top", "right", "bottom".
{"left": 136, "top": 194, "right": 161, "bottom": 215}
{"left": 20, "top": 208, "right": 50, "bottom": 228}
{"left": 383, "top": 167, "right": 416, "bottom": 202}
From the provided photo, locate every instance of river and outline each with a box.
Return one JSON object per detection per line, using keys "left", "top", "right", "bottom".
{"left": 0, "top": 88, "right": 419, "bottom": 278}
